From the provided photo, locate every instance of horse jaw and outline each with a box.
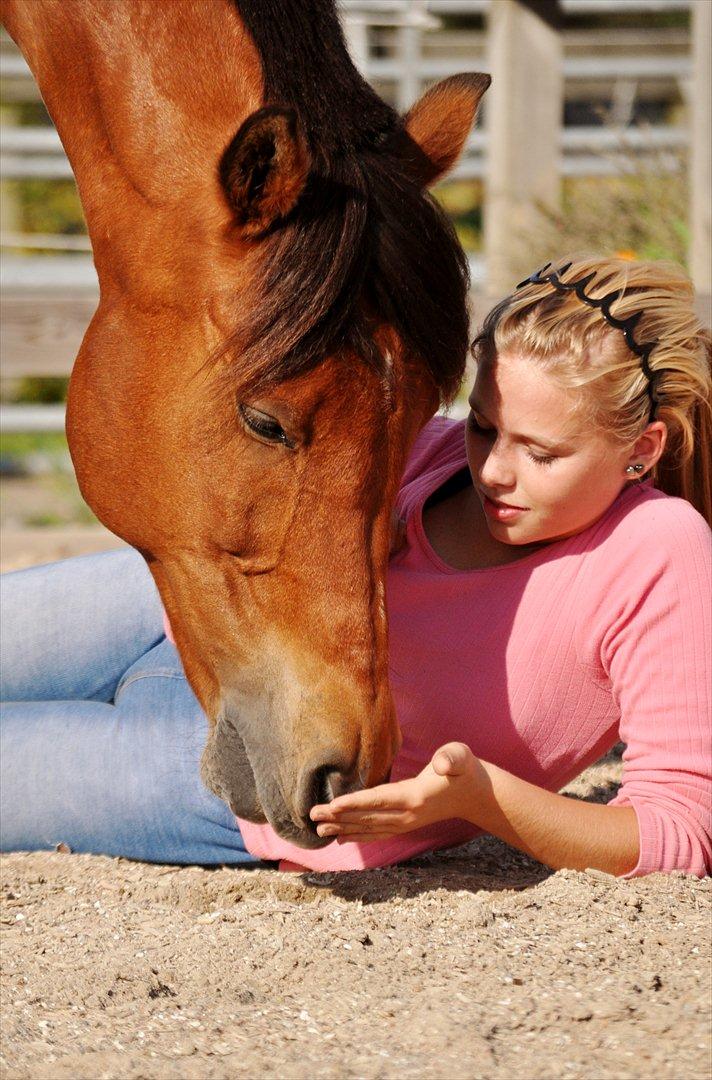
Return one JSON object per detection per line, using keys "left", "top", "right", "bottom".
{"left": 200, "top": 714, "right": 266, "bottom": 825}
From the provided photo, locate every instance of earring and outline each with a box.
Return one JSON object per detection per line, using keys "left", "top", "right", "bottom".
{"left": 625, "top": 463, "right": 645, "bottom": 475}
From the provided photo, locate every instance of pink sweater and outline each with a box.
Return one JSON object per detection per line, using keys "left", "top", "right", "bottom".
{"left": 170, "top": 418, "right": 712, "bottom": 876}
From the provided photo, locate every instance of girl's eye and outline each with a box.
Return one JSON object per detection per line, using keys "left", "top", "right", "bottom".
{"left": 469, "top": 410, "right": 557, "bottom": 465}
{"left": 526, "top": 450, "right": 557, "bottom": 466}
{"left": 239, "top": 404, "right": 292, "bottom": 447}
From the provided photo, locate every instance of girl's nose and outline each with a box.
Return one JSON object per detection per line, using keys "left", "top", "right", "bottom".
{"left": 478, "top": 444, "right": 515, "bottom": 489}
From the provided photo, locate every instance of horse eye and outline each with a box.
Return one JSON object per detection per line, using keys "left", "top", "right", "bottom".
{"left": 238, "top": 403, "right": 292, "bottom": 446}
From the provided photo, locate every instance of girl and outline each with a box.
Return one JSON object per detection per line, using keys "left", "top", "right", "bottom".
{"left": 2, "top": 256, "right": 710, "bottom": 877}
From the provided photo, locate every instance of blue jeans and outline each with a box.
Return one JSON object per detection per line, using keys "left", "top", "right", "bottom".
{"left": 0, "top": 548, "right": 259, "bottom": 865}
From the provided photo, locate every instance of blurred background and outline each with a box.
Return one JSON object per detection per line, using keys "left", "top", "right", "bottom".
{"left": 0, "top": 0, "right": 710, "bottom": 561}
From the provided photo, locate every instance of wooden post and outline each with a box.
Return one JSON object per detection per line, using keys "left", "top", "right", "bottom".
{"left": 690, "top": 0, "right": 711, "bottom": 295}
{"left": 395, "top": 20, "right": 422, "bottom": 113}
{"left": 341, "top": 12, "right": 369, "bottom": 76}
{"left": 484, "top": 0, "right": 563, "bottom": 297}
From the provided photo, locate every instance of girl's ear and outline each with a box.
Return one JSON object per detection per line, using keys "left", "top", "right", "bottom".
{"left": 628, "top": 421, "right": 668, "bottom": 475}
{"left": 402, "top": 73, "right": 490, "bottom": 188}
{"left": 220, "top": 107, "right": 310, "bottom": 236}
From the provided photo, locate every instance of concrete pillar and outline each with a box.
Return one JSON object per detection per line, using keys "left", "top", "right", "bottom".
{"left": 690, "top": 0, "right": 711, "bottom": 295}
{"left": 484, "top": 0, "right": 563, "bottom": 297}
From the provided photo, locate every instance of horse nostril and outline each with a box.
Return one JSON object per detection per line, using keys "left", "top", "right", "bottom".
{"left": 312, "top": 765, "right": 335, "bottom": 807}
{"left": 300, "top": 756, "right": 362, "bottom": 834}
{"left": 306, "top": 764, "right": 354, "bottom": 831}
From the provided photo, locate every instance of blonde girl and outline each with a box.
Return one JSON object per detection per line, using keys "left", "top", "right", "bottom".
{"left": 300, "top": 256, "right": 712, "bottom": 877}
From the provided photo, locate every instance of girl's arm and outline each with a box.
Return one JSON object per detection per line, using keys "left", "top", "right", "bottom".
{"left": 458, "top": 753, "right": 640, "bottom": 876}
{"left": 310, "top": 742, "right": 640, "bottom": 876}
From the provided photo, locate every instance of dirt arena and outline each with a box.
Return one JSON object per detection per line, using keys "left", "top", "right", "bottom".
{"left": 1, "top": 530, "right": 710, "bottom": 1080}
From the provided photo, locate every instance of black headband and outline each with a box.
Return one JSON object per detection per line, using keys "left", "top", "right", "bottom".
{"left": 516, "top": 262, "right": 660, "bottom": 422}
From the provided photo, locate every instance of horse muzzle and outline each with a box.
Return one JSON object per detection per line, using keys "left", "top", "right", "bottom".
{"left": 201, "top": 703, "right": 383, "bottom": 848}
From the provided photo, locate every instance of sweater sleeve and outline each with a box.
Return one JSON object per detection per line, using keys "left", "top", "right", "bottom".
{"left": 600, "top": 500, "right": 712, "bottom": 877}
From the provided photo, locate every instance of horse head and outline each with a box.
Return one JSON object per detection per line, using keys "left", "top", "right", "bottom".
{"left": 4, "top": 0, "right": 488, "bottom": 845}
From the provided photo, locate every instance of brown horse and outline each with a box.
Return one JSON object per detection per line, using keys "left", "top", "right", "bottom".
{"left": 2, "top": 0, "right": 488, "bottom": 846}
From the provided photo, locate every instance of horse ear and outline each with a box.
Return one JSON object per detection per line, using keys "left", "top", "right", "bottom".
{"left": 220, "top": 107, "right": 310, "bottom": 236}
{"left": 403, "top": 73, "right": 490, "bottom": 188}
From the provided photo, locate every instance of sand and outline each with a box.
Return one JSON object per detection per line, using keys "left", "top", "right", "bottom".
{"left": 1, "top": 529, "right": 710, "bottom": 1080}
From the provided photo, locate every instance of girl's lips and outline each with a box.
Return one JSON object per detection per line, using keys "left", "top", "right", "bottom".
{"left": 481, "top": 493, "right": 528, "bottom": 522}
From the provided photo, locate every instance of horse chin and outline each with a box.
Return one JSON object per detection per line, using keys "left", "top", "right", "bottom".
{"left": 200, "top": 716, "right": 266, "bottom": 824}
{"left": 251, "top": 788, "right": 332, "bottom": 850}
{"left": 263, "top": 821, "right": 331, "bottom": 850}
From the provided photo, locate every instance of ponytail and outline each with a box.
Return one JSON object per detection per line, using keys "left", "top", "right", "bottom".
{"left": 655, "top": 338, "right": 712, "bottom": 526}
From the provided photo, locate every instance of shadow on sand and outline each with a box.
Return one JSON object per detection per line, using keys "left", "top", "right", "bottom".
{"left": 294, "top": 744, "right": 625, "bottom": 905}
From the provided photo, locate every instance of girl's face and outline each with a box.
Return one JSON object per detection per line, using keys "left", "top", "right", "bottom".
{"left": 466, "top": 351, "right": 633, "bottom": 546}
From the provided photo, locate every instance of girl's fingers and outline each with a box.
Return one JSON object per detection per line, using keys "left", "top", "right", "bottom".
{"left": 316, "top": 815, "right": 408, "bottom": 837}
{"left": 315, "top": 809, "right": 404, "bottom": 828}
{"left": 335, "top": 833, "right": 395, "bottom": 845}
{"left": 310, "top": 790, "right": 408, "bottom": 820}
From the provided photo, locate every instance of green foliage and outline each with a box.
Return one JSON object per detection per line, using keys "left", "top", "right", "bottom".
{"left": 556, "top": 170, "right": 687, "bottom": 264}
{"left": 507, "top": 153, "right": 689, "bottom": 282}
{"left": 0, "top": 432, "right": 69, "bottom": 456}
{"left": 20, "top": 475, "right": 99, "bottom": 528}
{"left": 6, "top": 101, "right": 52, "bottom": 126}
{"left": 435, "top": 180, "right": 484, "bottom": 253}
{"left": 4, "top": 377, "right": 70, "bottom": 405}
{"left": 570, "top": 11, "right": 688, "bottom": 31}
{"left": 433, "top": 159, "right": 688, "bottom": 270}
{"left": 24, "top": 512, "right": 67, "bottom": 528}
{"left": 1, "top": 179, "right": 86, "bottom": 236}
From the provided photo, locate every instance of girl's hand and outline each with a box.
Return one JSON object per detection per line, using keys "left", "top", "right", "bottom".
{"left": 309, "top": 742, "right": 479, "bottom": 843}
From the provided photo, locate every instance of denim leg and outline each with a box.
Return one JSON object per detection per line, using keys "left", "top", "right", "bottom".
{"left": 1, "top": 639, "right": 258, "bottom": 865}
{"left": 0, "top": 548, "right": 164, "bottom": 703}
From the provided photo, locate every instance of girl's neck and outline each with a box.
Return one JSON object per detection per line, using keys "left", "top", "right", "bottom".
{"left": 422, "top": 471, "right": 545, "bottom": 571}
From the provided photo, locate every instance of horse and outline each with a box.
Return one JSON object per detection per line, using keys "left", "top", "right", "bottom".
{"left": 2, "top": 0, "right": 489, "bottom": 847}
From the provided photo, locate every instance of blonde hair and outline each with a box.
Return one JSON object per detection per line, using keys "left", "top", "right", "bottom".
{"left": 471, "top": 256, "right": 712, "bottom": 524}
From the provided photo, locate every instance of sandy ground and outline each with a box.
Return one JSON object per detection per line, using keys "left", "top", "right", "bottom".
{"left": 1, "top": 529, "right": 710, "bottom": 1080}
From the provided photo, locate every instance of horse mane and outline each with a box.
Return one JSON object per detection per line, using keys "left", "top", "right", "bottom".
{"left": 226, "top": 0, "right": 470, "bottom": 403}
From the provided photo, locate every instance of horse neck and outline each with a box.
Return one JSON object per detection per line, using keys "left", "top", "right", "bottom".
{"left": 3, "top": 0, "right": 262, "bottom": 295}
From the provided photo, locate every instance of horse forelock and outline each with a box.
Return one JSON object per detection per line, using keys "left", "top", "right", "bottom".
{"left": 223, "top": 0, "right": 470, "bottom": 404}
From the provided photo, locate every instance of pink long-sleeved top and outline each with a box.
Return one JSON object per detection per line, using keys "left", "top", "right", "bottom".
{"left": 171, "top": 418, "right": 712, "bottom": 876}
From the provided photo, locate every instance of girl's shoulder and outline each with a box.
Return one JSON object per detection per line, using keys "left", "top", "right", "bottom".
{"left": 575, "top": 484, "right": 710, "bottom": 629}
{"left": 573, "top": 486, "right": 710, "bottom": 675}
{"left": 596, "top": 484, "right": 711, "bottom": 562}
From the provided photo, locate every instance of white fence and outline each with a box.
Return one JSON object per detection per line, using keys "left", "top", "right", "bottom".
{"left": 0, "top": 0, "right": 703, "bottom": 431}
{"left": 0, "top": 122, "right": 690, "bottom": 188}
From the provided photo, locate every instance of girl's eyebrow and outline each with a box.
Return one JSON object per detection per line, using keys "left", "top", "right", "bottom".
{"left": 467, "top": 394, "right": 573, "bottom": 453}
